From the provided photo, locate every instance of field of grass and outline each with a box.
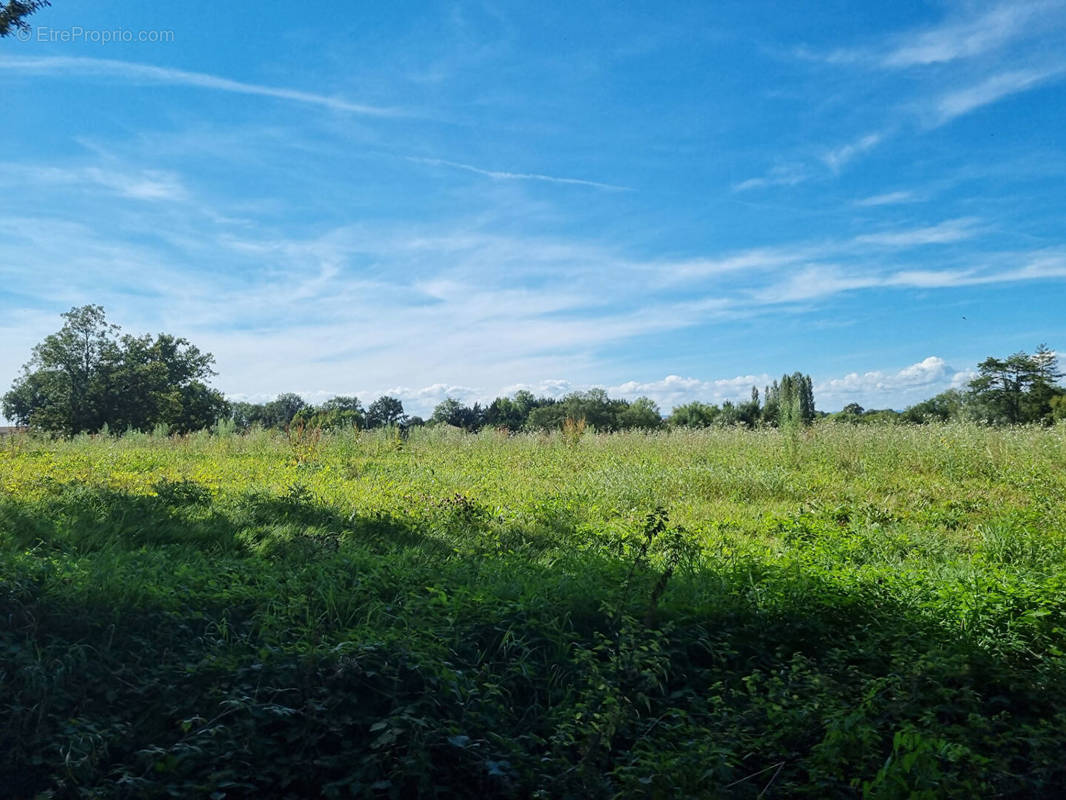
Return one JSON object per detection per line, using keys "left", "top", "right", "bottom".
{"left": 3, "top": 423, "right": 1066, "bottom": 798}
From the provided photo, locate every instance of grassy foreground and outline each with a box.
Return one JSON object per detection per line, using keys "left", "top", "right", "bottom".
{"left": 2, "top": 424, "right": 1066, "bottom": 798}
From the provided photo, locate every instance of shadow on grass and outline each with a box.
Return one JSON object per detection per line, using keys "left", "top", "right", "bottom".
{"left": 2, "top": 487, "right": 1066, "bottom": 798}
{"left": 0, "top": 480, "right": 445, "bottom": 559}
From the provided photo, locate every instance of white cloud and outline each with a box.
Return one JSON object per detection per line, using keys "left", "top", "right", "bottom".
{"left": 822, "top": 132, "right": 884, "bottom": 172}
{"left": 932, "top": 66, "right": 1065, "bottom": 124}
{"left": 793, "top": 2, "right": 1066, "bottom": 137}
{"left": 806, "top": 1, "right": 1064, "bottom": 69}
{"left": 816, "top": 356, "right": 975, "bottom": 409}
{"left": 752, "top": 265, "right": 875, "bottom": 304}
{"left": 658, "top": 248, "right": 802, "bottom": 282}
{"left": 0, "top": 55, "right": 398, "bottom": 116}
{"left": 0, "top": 163, "right": 188, "bottom": 201}
{"left": 407, "top": 156, "right": 631, "bottom": 191}
{"left": 732, "top": 163, "right": 810, "bottom": 192}
{"left": 738, "top": 132, "right": 887, "bottom": 191}
{"left": 609, "top": 374, "right": 770, "bottom": 410}
{"left": 1006, "top": 251, "right": 1066, "bottom": 280}
{"left": 2, "top": 168, "right": 1063, "bottom": 422}
{"left": 853, "top": 217, "right": 981, "bottom": 247}
{"left": 855, "top": 190, "right": 919, "bottom": 207}
{"left": 881, "top": 2, "right": 1051, "bottom": 68}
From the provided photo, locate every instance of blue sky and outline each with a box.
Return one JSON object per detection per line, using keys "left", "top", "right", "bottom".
{"left": 2, "top": 0, "right": 1065, "bottom": 416}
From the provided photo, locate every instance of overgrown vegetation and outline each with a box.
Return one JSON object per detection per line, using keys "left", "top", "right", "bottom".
{"left": 3, "top": 423, "right": 1066, "bottom": 797}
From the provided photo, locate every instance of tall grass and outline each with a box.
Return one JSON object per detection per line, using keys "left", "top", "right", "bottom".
{"left": 2, "top": 423, "right": 1066, "bottom": 797}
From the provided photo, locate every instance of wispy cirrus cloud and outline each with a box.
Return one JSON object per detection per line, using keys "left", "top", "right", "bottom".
{"left": 750, "top": 249, "right": 1066, "bottom": 305}
{"left": 855, "top": 190, "right": 920, "bottom": 207}
{"left": 853, "top": 217, "right": 982, "bottom": 247}
{"left": 804, "top": 1, "right": 1064, "bottom": 69}
{"left": 0, "top": 162, "right": 188, "bottom": 201}
{"left": 0, "top": 55, "right": 400, "bottom": 116}
{"left": 931, "top": 66, "right": 1065, "bottom": 124}
{"left": 2, "top": 200, "right": 1064, "bottom": 417}
{"left": 658, "top": 248, "right": 802, "bottom": 281}
{"left": 1, "top": 148, "right": 1062, "bottom": 418}
{"left": 736, "top": 131, "right": 888, "bottom": 193}
{"left": 660, "top": 217, "right": 985, "bottom": 285}
{"left": 787, "top": 0, "right": 1066, "bottom": 165}
{"left": 732, "top": 163, "right": 810, "bottom": 192}
{"left": 407, "top": 156, "right": 631, "bottom": 191}
{"left": 879, "top": 2, "right": 1053, "bottom": 67}
{"left": 822, "top": 132, "right": 885, "bottom": 172}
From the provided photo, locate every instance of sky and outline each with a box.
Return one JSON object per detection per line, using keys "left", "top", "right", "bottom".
{"left": 2, "top": 0, "right": 1065, "bottom": 417}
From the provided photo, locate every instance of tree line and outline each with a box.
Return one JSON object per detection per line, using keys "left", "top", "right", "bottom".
{"left": 196, "top": 374, "right": 820, "bottom": 434}
{"left": 3, "top": 306, "right": 1063, "bottom": 435}
{"left": 829, "top": 346, "right": 1065, "bottom": 426}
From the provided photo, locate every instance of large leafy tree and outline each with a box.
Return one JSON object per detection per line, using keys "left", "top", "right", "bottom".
{"left": 668, "top": 401, "right": 721, "bottom": 428}
{"left": 430, "top": 397, "right": 484, "bottom": 431}
{"left": 523, "top": 390, "right": 662, "bottom": 432}
{"left": 107, "top": 333, "right": 224, "bottom": 432}
{"left": 3, "top": 305, "right": 118, "bottom": 434}
{"left": 261, "top": 393, "right": 307, "bottom": 429}
{"left": 969, "top": 345, "right": 1064, "bottom": 424}
{"left": 901, "top": 389, "right": 967, "bottom": 423}
{"left": 321, "top": 396, "right": 363, "bottom": 415}
{"left": 483, "top": 396, "right": 526, "bottom": 430}
{"left": 304, "top": 396, "right": 366, "bottom": 431}
{"left": 484, "top": 390, "right": 546, "bottom": 431}
{"left": 3, "top": 305, "right": 228, "bottom": 435}
{"left": 366, "top": 396, "right": 406, "bottom": 428}
{"left": 618, "top": 396, "right": 663, "bottom": 429}
{"left": 764, "top": 372, "right": 815, "bottom": 428}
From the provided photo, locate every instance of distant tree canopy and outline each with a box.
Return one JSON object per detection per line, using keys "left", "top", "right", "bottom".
{"left": 836, "top": 346, "right": 1065, "bottom": 426}
{"left": 899, "top": 390, "right": 966, "bottom": 424}
{"left": 5, "top": 309, "right": 1060, "bottom": 436}
{"left": 228, "top": 394, "right": 403, "bottom": 433}
{"left": 228, "top": 396, "right": 358, "bottom": 432}
{"left": 483, "top": 390, "right": 541, "bottom": 430}
{"left": 426, "top": 389, "right": 663, "bottom": 433}
{"left": 366, "top": 396, "right": 407, "bottom": 428}
{"left": 214, "top": 346, "right": 1064, "bottom": 435}
{"left": 765, "top": 373, "right": 816, "bottom": 428}
{"left": 2, "top": 305, "right": 228, "bottom": 435}
{"left": 430, "top": 397, "right": 483, "bottom": 431}
{"left": 667, "top": 401, "right": 720, "bottom": 428}
{"left": 229, "top": 389, "right": 666, "bottom": 435}
{"left": 0, "top": 0, "right": 49, "bottom": 37}
{"left": 663, "top": 373, "right": 816, "bottom": 430}
{"left": 968, "top": 345, "right": 1063, "bottom": 425}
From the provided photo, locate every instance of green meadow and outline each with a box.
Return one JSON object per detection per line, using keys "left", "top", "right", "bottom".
{"left": 3, "top": 423, "right": 1066, "bottom": 798}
